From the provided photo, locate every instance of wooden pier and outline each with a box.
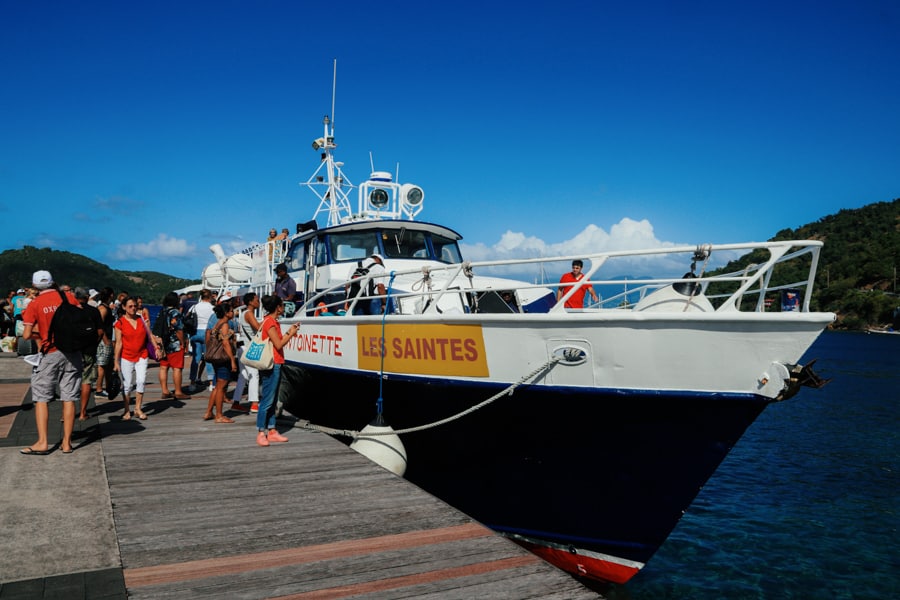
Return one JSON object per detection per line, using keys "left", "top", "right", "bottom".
{"left": 0, "top": 355, "right": 599, "bottom": 599}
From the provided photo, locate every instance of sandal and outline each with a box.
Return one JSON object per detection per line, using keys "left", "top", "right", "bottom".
{"left": 214, "top": 416, "right": 235, "bottom": 424}
{"left": 135, "top": 412, "right": 148, "bottom": 420}
{"left": 20, "top": 447, "right": 51, "bottom": 456}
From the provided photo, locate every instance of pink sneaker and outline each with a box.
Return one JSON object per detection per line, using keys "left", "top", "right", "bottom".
{"left": 267, "top": 430, "right": 288, "bottom": 443}
{"left": 256, "top": 431, "right": 269, "bottom": 447}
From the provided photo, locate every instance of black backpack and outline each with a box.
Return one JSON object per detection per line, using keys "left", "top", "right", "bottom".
{"left": 347, "top": 261, "right": 375, "bottom": 300}
{"left": 153, "top": 307, "right": 171, "bottom": 340}
{"left": 48, "top": 290, "right": 98, "bottom": 353}
{"left": 182, "top": 306, "right": 198, "bottom": 336}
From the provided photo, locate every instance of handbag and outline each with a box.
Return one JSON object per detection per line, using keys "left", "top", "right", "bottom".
{"left": 240, "top": 331, "right": 274, "bottom": 370}
{"left": 143, "top": 318, "right": 165, "bottom": 361}
{"left": 205, "top": 323, "right": 233, "bottom": 365}
{"left": 108, "top": 372, "right": 123, "bottom": 399}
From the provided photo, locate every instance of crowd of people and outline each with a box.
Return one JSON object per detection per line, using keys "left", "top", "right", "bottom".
{"left": 13, "top": 269, "right": 298, "bottom": 455}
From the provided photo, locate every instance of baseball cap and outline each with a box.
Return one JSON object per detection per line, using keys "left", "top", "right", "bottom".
{"left": 32, "top": 270, "right": 53, "bottom": 290}
{"left": 370, "top": 253, "right": 384, "bottom": 262}
{"left": 89, "top": 288, "right": 99, "bottom": 298}
{"left": 16, "top": 289, "right": 25, "bottom": 294}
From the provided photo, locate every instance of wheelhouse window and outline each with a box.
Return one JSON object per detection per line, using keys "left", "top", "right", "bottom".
{"left": 315, "top": 239, "right": 327, "bottom": 266}
{"left": 432, "top": 233, "right": 462, "bottom": 263}
{"left": 327, "top": 231, "right": 381, "bottom": 263}
{"left": 381, "top": 228, "right": 429, "bottom": 259}
{"left": 284, "top": 241, "right": 306, "bottom": 271}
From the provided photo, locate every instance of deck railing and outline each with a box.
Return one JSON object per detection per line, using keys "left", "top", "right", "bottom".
{"left": 300, "top": 240, "right": 824, "bottom": 316}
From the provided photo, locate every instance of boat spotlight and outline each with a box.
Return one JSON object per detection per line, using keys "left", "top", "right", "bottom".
{"left": 312, "top": 137, "right": 325, "bottom": 150}
{"left": 369, "top": 188, "right": 389, "bottom": 208}
{"left": 400, "top": 183, "right": 424, "bottom": 206}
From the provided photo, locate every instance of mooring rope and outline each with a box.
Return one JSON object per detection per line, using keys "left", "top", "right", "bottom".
{"left": 296, "top": 355, "right": 563, "bottom": 439}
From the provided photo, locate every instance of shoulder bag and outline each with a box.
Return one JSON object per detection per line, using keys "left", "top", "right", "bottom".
{"left": 205, "top": 323, "right": 233, "bottom": 365}
{"left": 143, "top": 317, "right": 165, "bottom": 361}
{"left": 240, "top": 330, "right": 274, "bottom": 370}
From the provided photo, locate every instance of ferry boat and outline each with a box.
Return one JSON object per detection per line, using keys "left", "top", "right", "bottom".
{"left": 201, "top": 95, "right": 833, "bottom": 585}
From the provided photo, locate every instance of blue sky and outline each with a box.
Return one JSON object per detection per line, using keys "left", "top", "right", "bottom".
{"left": 2, "top": 1, "right": 898, "bottom": 280}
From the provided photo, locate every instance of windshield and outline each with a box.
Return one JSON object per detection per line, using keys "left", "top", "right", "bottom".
{"left": 327, "top": 231, "right": 380, "bottom": 263}
{"left": 324, "top": 229, "right": 463, "bottom": 264}
{"left": 381, "top": 228, "right": 429, "bottom": 259}
{"left": 432, "top": 233, "right": 462, "bottom": 263}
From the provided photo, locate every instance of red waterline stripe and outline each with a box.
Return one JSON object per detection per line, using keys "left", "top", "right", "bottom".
{"left": 270, "top": 555, "right": 541, "bottom": 600}
{"left": 124, "top": 523, "right": 491, "bottom": 588}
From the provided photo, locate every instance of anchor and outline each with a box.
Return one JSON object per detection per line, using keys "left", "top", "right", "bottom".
{"left": 776, "top": 359, "right": 831, "bottom": 401}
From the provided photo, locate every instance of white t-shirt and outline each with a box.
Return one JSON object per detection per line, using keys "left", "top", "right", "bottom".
{"left": 368, "top": 261, "right": 387, "bottom": 291}
{"left": 194, "top": 300, "right": 215, "bottom": 332}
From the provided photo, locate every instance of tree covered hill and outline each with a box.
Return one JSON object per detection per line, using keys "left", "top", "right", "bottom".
{"left": 713, "top": 198, "right": 899, "bottom": 329}
{"left": 0, "top": 246, "right": 197, "bottom": 304}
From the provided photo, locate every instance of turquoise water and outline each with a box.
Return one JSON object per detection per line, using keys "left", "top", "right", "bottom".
{"left": 611, "top": 331, "right": 899, "bottom": 599}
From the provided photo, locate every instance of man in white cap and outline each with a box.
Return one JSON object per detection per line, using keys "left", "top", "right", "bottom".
{"left": 19, "top": 270, "right": 83, "bottom": 455}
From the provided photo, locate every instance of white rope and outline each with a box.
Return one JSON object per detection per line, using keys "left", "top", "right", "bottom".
{"left": 410, "top": 266, "right": 433, "bottom": 292}
{"left": 296, "top": 356, "right": 562, "bottom": 438}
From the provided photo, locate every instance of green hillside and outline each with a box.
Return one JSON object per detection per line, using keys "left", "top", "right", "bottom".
{"left": 713, "top": 198, "right": 899, "bottom": 329}
{"left": 0, "top": 246, "right": 198, "bottom": 304}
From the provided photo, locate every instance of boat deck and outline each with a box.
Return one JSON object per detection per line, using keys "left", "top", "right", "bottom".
{"left": 0, "top": 353, "right": 598, "bottom": 599}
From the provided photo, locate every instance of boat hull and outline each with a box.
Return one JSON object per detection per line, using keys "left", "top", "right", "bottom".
{"left": 279, "top": 360, "right": 768, "bottom": 584}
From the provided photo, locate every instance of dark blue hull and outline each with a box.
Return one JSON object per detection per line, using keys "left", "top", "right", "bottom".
{"left": 279, "top": 362, "right": 768, "bottom": 580}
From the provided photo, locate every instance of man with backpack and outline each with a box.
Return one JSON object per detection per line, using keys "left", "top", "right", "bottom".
{"left": 19, "top": 270, "right": 85, "bottom": 455}
{"left": 346, "top": 253, "right": 389, "bottom": 315}
{"left": 74, "top": 287, "right": 104, "bottom": 421}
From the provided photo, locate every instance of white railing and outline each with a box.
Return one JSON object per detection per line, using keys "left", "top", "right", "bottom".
{"left": 298, "top": 240, "right": 825, "bottom": 317}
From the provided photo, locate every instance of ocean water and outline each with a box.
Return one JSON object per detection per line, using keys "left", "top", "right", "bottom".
{"left": 607, "top": 331, "right": 899, "bottom": 599}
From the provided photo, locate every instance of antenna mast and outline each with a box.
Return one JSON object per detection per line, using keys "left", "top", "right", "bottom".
{"left": 331, "top": 59, "right": 337, "bottom": 135}
{"left": 306, "top": 59, "right": 355, "bottom": 226}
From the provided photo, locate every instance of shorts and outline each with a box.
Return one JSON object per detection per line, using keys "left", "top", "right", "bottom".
{"left": 81, "top": 352, "right": 98, "bottom": 384}
{"left": 160, "top": 348, "right": 185, "bottom": 369}
{"left": 96, "top": 340, "right": 113, "bottom": 366}
{"left": 213, "top": 363, "right": 234, "bottom": 383}
{"left": 31, "top": 350, "right": 82, "bottom": 402}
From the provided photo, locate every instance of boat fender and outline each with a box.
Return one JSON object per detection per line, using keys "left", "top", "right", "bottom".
{"left": 350, "top": 414, "right": 408, "bottom": 476}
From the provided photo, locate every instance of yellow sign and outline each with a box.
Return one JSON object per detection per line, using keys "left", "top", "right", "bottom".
{"left": 357, "top": 324, "right": 489, "bottom": 377}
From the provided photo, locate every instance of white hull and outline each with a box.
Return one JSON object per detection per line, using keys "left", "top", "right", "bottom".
{"left": 285, "top": 311, "right": 831, "bottom": 401}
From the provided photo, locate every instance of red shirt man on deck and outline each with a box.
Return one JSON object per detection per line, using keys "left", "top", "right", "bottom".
{"left": 557, "top": 259, "right": 599, "bottom": 309}
{"left": 20, "top": 270, "right": 83, "bottom": 455}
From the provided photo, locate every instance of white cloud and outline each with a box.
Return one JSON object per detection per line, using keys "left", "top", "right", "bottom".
{"left": 112, "top": 234, "right": 197, "bottom": 261}
{"left": 460, "top": 218, "right": 736, "bottom": 280}
{"left": 462, "top": 218, "right": 670, "bottom": 261}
